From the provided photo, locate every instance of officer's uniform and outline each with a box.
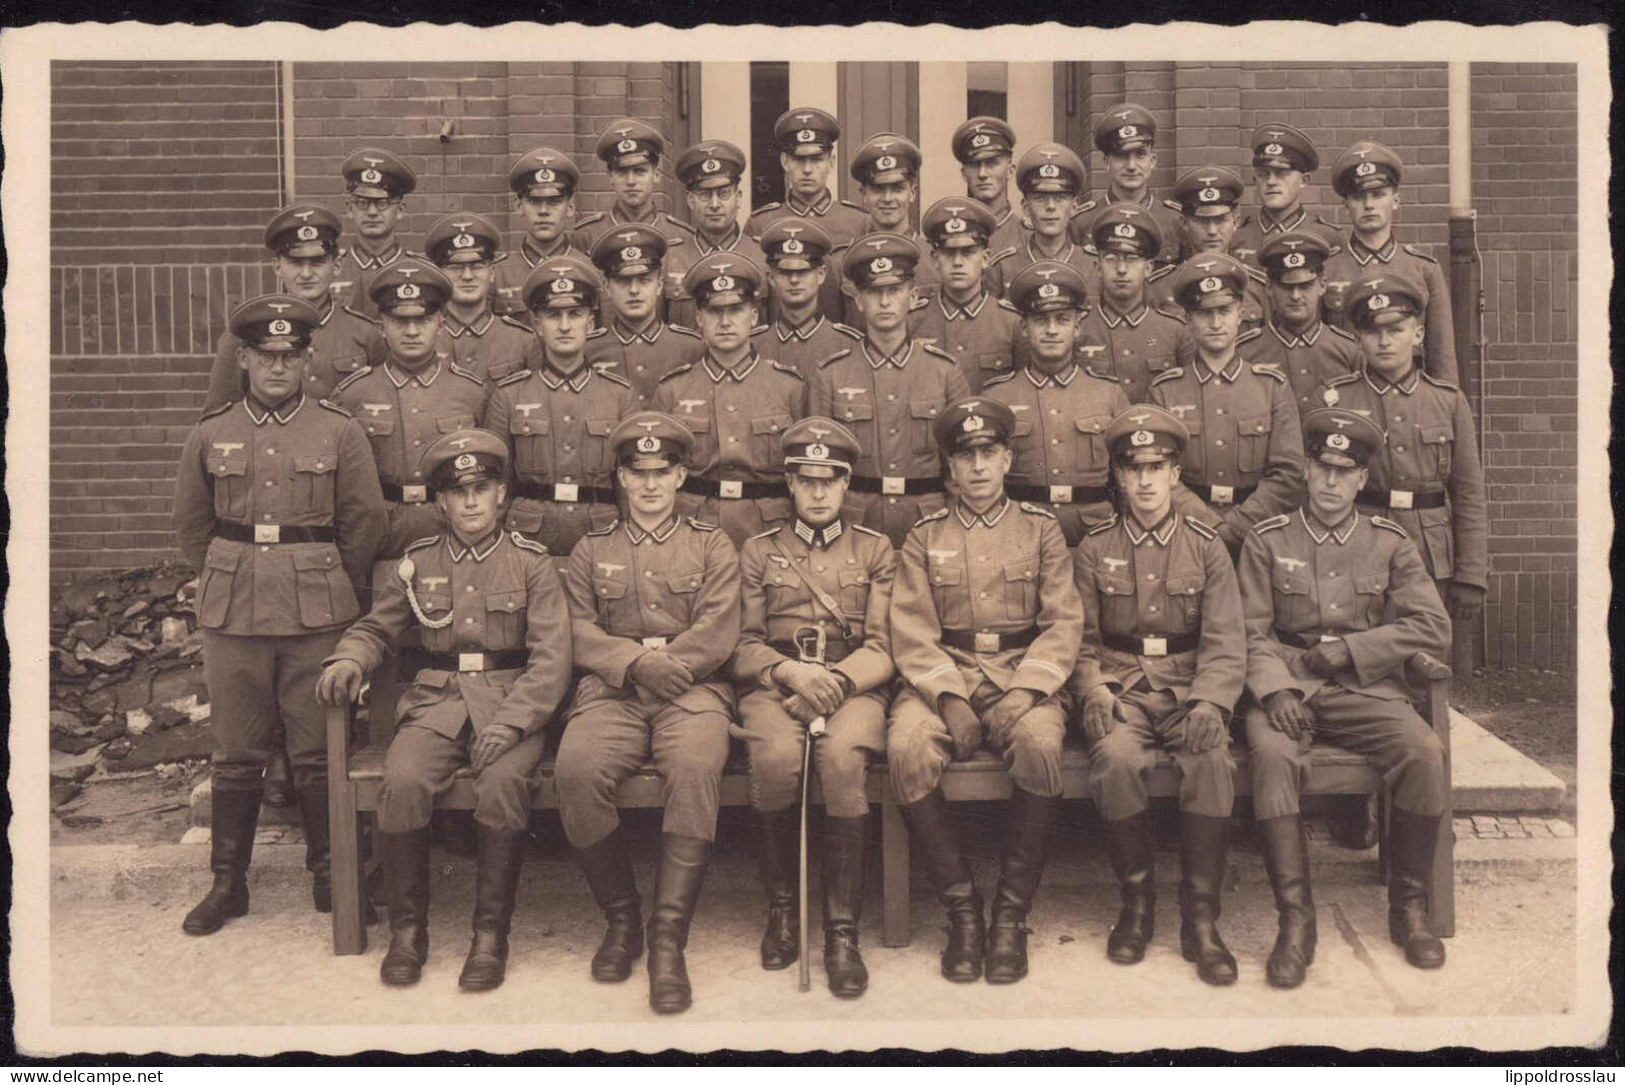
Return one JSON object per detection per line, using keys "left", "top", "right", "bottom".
{"left": 572, "top": 119, "right": 692, "bottom": 261}
{"left": 1320, "top": 140, "right": 1459, "bottom": 384}
{"left": 1148, "top": 166, "right": 1271, "bottom": 334}
{"left": 332, "top": 259, "right": 490, "bottom": 558}
{"left": 424, "top": 212, "right": 535, "bottom": 384}
{"left": 333, "top": 148, "right": 418, "bottom": 320}
{"left": 758, "top": 219, "right": 855, "bottom": 379}
{"left": 1228, "top": 124, "right": 1341, "bottom": 271}
{"left": 1066, "top": 104, "right": 1183, "bottom": 268}
{"left": 1075, "top": 204, "right": 1186, "bottom": 403}
{"left": 485, "top": 257, "right": 637, "bottom": 557}
{"left": 204, "top": 205, "right": 384, "bottom": 411}
{"left": 746, "top": 106, "right": 869, "bottom": 255}
{"left": 1248, "top": 230, "right": 1363, "bottom": 413}
{"left": 651, "top": 254, "right": 806, "bottom": 548}
{"left": 837, "top": 134, "right": 936, "bottom": 320}
{"left": 1149, "top": 253, "right": 1306, "bottom": 551}
{"left": 492, "top": 147, "right": 594, "bottom": 317}
{"left": 1237, "top": 409, "right": 1452, "bottom": 979}
{"left": 173, "top": 295, "right": 386, "bottom": 935}
{"left": 908, "top": 197, "right": 1026, "bottom": 392}
{"left": 807, "top": 235, "right": 972, "bottom": 546}
{"left": 992, "top": 143, "right": 1098, "bottom": 301}
{"left": 588, "top": 223, "right": 703, "bottom": 404}
{"left": 951, "top": 116, "right": 1025, "bottom": 267}
{"left": 664, "top": 141, "right": 769, "bottom": 329}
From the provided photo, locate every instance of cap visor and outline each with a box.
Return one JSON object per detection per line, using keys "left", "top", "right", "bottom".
{"left": 1023, "top": 180, "right": 1077, "bottom": 195}
{"left": 1356, "top": 308, "right": 1418, "bottom": 328}
{"left": 1189, "top": 290, "right": 1242, "bottom": 310}
{"left": 961, "top": 146, "right": 1008, "bottom": 163}
{"left": 946, "top": 433, "right": 1003, "bottom": 452}
{"left": 687, "top": 174, "right": 738, "bottom": 190}
{"left": 933, "top": 234, "right": 986, "bottom": 250}
{"left": 519, "top": 182, "right": 569, "bottom": 198}
{"left": 787, "top": 462, "right": 844, "bottom": 479}
{"left": 382, "top": 302, "right": 432, "bottom": 317}
{"left": 860, "top": 271, "right": 909, "bottom": 288}
{"left": 254, "top": 337, "right": 307, "bottom": 353}
{"left": 1116, "top": 447, "right": 1175, "bottom": 465}
{"left": 612, "top": 152, "right": 654, "bottom": 168}
{"left": 786, "top": 143, "right": 830, "bottom": 157}
{"left": 1312, "top": 450, "right": 1361, "bottom": 469}
{"left": 1116, "top": 136, "right": 1153, "bottom": 150}
{"left": 770, "top": 256, "right": 816, "bottom": 271}
{"left": 1275, "top": 268, "right": 1319, "bottom": 285}
{"left": 611, "top": 260, "right": 658, "bottom": 278}
{"left": 350, "top": 182, "right": 393, "bottom": 199}
{"left": 278, "top": 240, "right": 330, "bottom": 259}
{"left": 1190, "top": 204, "right": 1234, "bottom": 218}
{"left": 1255, "top": 155, "right": 1303, "bottom": 171}
{"left": 1098, "top": 239, "right": 1151, "bottom": 256}
{"left": 443, "top": 467, "right": 503, "bottom": 489}
{"left": 440, "top": 251, "right": 490, "bottom": 265}
{"left": 537, "top": 293, "right": 593, "bottom": 310}
{"left": 866, "top": 168, "right": 910, "bottom": 186}
{"left": 1350, "top": 176, "right": 1395, "bottom": 193}
{"left": 624, "top": 453, "right": 678, "bottom": 470}
{"left": 1027, "top": 297, "right": 1082, "bottom": 314}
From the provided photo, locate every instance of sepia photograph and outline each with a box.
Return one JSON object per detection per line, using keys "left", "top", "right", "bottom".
{"left": 4, "top": 19, "right": 1611, "bottom": 1058}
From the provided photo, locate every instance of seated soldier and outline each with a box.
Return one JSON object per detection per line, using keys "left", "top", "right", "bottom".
{"left": 1071, "top": 404, "right": 1246, "bottom": 987}
{"left": 1237, "top": 408, "right": 1452, "bottom": 982}
{"left": 316, "top": 429, "right": 573, "bottom": 992}
{"left": 731, "top": 417, "right": 896, "bottom": 998}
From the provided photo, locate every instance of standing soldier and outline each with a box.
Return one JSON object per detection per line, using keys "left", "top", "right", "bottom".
{"left": 1071, "top": 404, "right": 1246, "bottom": 986}
{"left": 556, "top": 412, "right": 742, "bottom": 1015}
{"left": 910, "top": 197, "right": 1026, "bottom": 392}
{"left": 839, "top": 133, "right": 933, "bottom": 319}
{"left": 204, "top": 204, "right": 384, "bottom": 411}
{"left": 888, "top": 396, "right": 1084, "bottom": 985}
{"left": 730, "top": 417, "right": 896, "bottom": 998}
{"left": 652, "top": 253, "right": 806, "bottom": 548}
{"left": 665, "top": 140, "right": 769, "bottom": 329}
{"left": 993, "top": 143, "right": 1096, "bottom": 300}
{"left": 1230, "top": 122, "right": 1340, "bottom": 270}
{"left": 1252, "top": 231, "right": 1363, "bottom": 415}
{"left": 423, "top": 212, "right": 535, "bottom": 384}
{"left": 758, "top": 219, "right": 854, "bottom": 380}
{"left": 808, "top": 233, "right": 971, "bottom": 546}
{"left": 492, "top": 147, "right": 591, "bottom": 317}
{"left": 485, "top": 256, "right": 637, "bottom": 558}
{"left": 573, "top": 118, "right": 691, "bottom": 263}
{"left": 1150, "top": 253, "right": 1306, "bottom": 552}
{"left": 951, "top": 115, "right": 1025, "bottom": 265}
{"left": 589, "top": 224, "right": 702, "bottom": 404}
{"left": 1321, "top": 140, "right": 1459, "bottom": 383}
{"left": 334, "top": 147, "right": 418, "bottom": 320}
{"left": 1068, "top": 103, "right": 1182, "bottom": 270}
{"left": 1075, "top": 204, "right": 1186, "bottom": 403}
{"left": 173, "top": 295, "right": 385, "bottom": 935}
{"left": 315, "top": 430, "right": 573, "bottom": 991}
{"left": 747, "top": 106, "right": 869, "bottom": 253}
{"left": 1151, "top": 166, "right": 1271, "bottom": 335}
{"left": 1237, "top": 408, "right": 1453, "bottom": 981}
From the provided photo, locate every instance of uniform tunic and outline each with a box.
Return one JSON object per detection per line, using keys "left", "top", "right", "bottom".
{"left": 596, "top": 318, "right": 703, "bottom": 405}
{"left": 1148, "top": 263, "right": 1272, "bottom": 342}
{"left": 490, "top": 238, "right": 593, "bottom": 317}
{"left": 907, "top": 289, "right": 1027, "bottom": 392}
{"left": 331, "top": 241, "right": 413, "bottom": 321}
{"left": 836, "top": 230, "right": 940, "bottom": 323}
{"left": 1321, "top": 232, "right": 1458, "bottom": 384}
{"left": 807, "top": 338, "right": 972, "bottom": 547}
{"left": 1068, "top": 193, "right": 1184, "bottom": 271}
{"left": 1237, "top": 509, "right": 1450, "bottom": 818}
{"left": 888, "top": 499, "right": 1084, "bottom": 804}
{"left": 485, "top": 357, "right": 638, "bottom": 557}
{"left": 1074, "top": 299, "right": 1186, "bottom": 404}
{"left": 1228, "top": 206, "right": 1341, "bottom": 272}
{"left": 204, "top": 298, "right": 383, "bottom": 412}
{"left": 1070, "top": 512, "right": 1244, "bottom": 819}
{"left": 1247, "top": 319, "right": 1362, "bottom": 416}
{"left": 749, "top": 191, "right": 869, "bottom": 323}
{"left": 433, "top": 308, "right": 536, "bottom": 385}
{"left": 327, "top": 530, "right": 574, "bottom": 831}
{"left": 556, "top": 515, "right": 742, "bottom": 846}
{"left": 731, "top": 519, "right": 896, "bottom": 817}
{"left": 988, "top": 232, "right": 1099, "bottom": 305}
{"left": 764, "top": 313, "right": 855, "bottom": 382}
{"left": 662, "top": 223, "right": 769, "bottom": 329}
{"left": 173, "top": 394, "right": 386, "bottom": 791}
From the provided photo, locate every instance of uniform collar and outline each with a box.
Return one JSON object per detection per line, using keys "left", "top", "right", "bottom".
{"left": 348, "top": 241, "right": 403, "bottom": 270}
{"left": 954, "top": 495, "right": 1010, "bottom": 529}
{"left": 702, "top": 349, "right": 760, "bottom": 383}
{"left": 1101, "top": 300, "right": 1148, "bottom": 328}
{"left": 988, "top": 199, "right": 1014, "bottom": 226}
{"left": 610, "top": 205, "right": 659, "bottom": 228}
{"left": 384, "top": 358, "right": 442, "bottom": 388}
{"left": 1107, "top": 189, "right": 1156, "bottom": 212}
{"left": 446, "top": 529, "right": 503, "bottom": 563}
{"left": 314, "top": 295, "right": 338, "bottom": 327}
{"left": 861, "top": 337, "right": 914, "bottom": 370}
{"left": 1025, "top": 233, "right": 1077, "bottom": 263}
{"left": 540, "top": 356, "right": 592, "bottom": 392}
{"left": 1269, "top": 319, "right": 1324, "bottom": 348}
{"left": 786, "top": 189, "right": 835, "bottom": 217}
{"left": 441, "top": 308, "right": 495, "bottom": 338}
{"left": 938, "top": 290, "right": 989, "bottom": 321}
{"left": 625, "top": 513, "right": 680, "bottom": 545}
{"left": 1258, "top": 206, "right": 1307, "bottom": 236}
{"left": 694, "top": 223, "right": 745, "bottom": 255}
{"left": 793, "top": 517, "right": 844, "bottom": 549}
{"left": 614, "top": 316, "right": 664, "bottom": 345}
{"left": 775, "top": 313, "right": 825, "bottom": 342}
{"left": 1124, "top": 509, "right": 1178, "bottom": 547}
{"left": 1301, "top": 506, "right": 1358, "bottom": 545}
{"left": 521, "top": 234, "right": 576, "bottom": 267}
{"left": 1194, "top": 352, "right": 1244, "bottom": 384}
{"left": 1349, "top": 233, "right": 1398, "bottom": 264}
{"left": 1025, "top": 362, "right": 1080, "bottom": 388}
{"left": 1362, "top": 364, "right": 1419, "bottom": 396}
{"left": 243, "top": 392, "right": 305, "bottom": 426}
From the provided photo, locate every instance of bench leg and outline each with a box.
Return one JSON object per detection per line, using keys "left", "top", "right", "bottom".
{"left": 329, "top": 778, "right": 367, "bottom": 955}
{"left": 1428, "top": 677, "right": 1456, "bottom": 937}
{"left": 881, "top": 786, "right": 911, "bottom": 948}
{"left": 1377, "top": 788, "right": 1391, "bottom": 885}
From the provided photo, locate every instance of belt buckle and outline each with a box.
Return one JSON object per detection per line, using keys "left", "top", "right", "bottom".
{"left": 1389, "top": 489, "right": 1414, "bottom": 510}
{"left": 253, "top": 524, "right": 280, "bottom": 544}
{"left": 973, "top": 632, "right": 1001, "bottom": 653}
{"left": 720, "top": 480, "right": 744, "bottom": 499}
{"left": 401, "top": 484, "right": 428, "bottom": 504}
{"left": 552, "top": 482, "right": 579, "bottom": 503}
{"left": 641, "top": 636, "right": 669, "bottom": 649}
{"left": 882, "top": 476, "right": 906, "bottom": 495}
{"left": 1142, "top": 636, "right": 1168, "bottom": 657}
{"left": 1209, "top": 484, "right": 1235, "bottom": 505}
{"left": 458, "top": 653, "right": 486, "bottom": 672}
{"left": 1049, "top": 485, "right": 1073, "bottom": 504}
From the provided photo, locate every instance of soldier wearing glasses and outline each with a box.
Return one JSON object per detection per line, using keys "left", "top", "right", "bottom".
{"left": 664, "top": 140, "right": 769, "bottom": 330}
{"left": 335, "top": 147, "right": 418, "bottom": 321}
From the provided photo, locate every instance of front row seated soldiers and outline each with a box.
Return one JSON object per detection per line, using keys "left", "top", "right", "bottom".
{"left": 589, "top": 224, "right": 700, "bottom": 405}
{"left": 758, "top": 218, "right": 853, "bottom": 379}
{"left": 1071, "top": 405, "right": 1246, "bottom": 987}
{"left": 1238, "top": 409, "right": 1453, "bottom": 981}
{"left": 556, "top": 412, "right": 742, "bottom": 1015}
{"left": 653, "top": 253, "right": 806, "bottom": 549}
{"left": 485, "top": 256, "right": 637, "bottom": 559}
{"left": 316, "top": 431, "right": 573, "bottom": 992}
{"left": 492, "top": 147, "right": 592, "bottom": 317}
{"left": 888, "top": 397, "right": 1084, "bottom": 986}
{"left": 809, "top": 233, "right": 972, "bottom": 547}
{"left": 173, "top": 296, "right": 386, "bottom": 935}
{"left": 1075, "top": 204, "right": 1186, "bottom": 404}
{"left": 1251, "top": 230, "right": 1362, "bottom": 416}
{"left": 909, "top": 196, "right": 1025, "bottom": 393}
{"left": 1150, "top": 252, "right": 1305, "bottom": 554}
{"left": 423, "top": 212, "right": 535, "bottom": 384}
{"left": 731, "top": 418, "right": 897, "bottom": 998}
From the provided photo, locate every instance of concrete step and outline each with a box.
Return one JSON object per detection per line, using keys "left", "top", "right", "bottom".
{"left": 1447, "top": 709, "right": 1567, "bottom": 813}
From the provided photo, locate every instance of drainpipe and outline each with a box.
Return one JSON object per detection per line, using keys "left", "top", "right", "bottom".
{"left": 1447, "top": 60, "right": 1486, "bottom": 672}
{"left": 281, "top": 61, "right": 298, "bottom": 202}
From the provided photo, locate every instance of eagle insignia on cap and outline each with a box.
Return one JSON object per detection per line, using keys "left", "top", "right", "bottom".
{"left": 782, "top": 238, "right": 804, "bottom": 254}
{"left": 870, "top": 256, "right": 893, "bottom": 274}
{"left": 296, "top": 225, "right": 319, "bottom": 241}
{"left": 701, "top": 158, "right": 721, "bottom": 174}
{"left": 1284, "top": 252, "right": 1306, "bottom": 268}
{"left": 1039, "top": 163, "right": 1061, "bottom": 178}
{"left": 1038, "top": 283, "right": 1060, "bottom": 299}
{"left": 1199, "top": 277, "right": 1221, "bottom": 293}
{"left": 971, "top": 133, "right": 990, "bottom": 148}
{"left": 268, "top": 302, "right": 291, "bottom": 313}
{"left": 1114, "top": 222, "right": 1137, "bottom": 239}
{"left": 946, "top": 217, "right": 967, "bottom": 234}
{"left": 962, "top": 414, "right": 984, "bottom": 432}
{"left": 1119, "top": 125, "right": 1138, "bottom": 139}
{"left": 806, "top": 442, "right": 829, "bottom": 460}
{"left": 268, "top": 319, "right": 292, "bottom": 335}
{"left": 1200, "top": 187, "right": 1221, "bottom": 202}
{"left": 534, "top": 168, "right": 556, "bottom": 183}
{"left": 637, "top": 435, "right": 660, "bottom": 453}
{"left": 454, "top": 453, "right": 476, "bottom": 470}
{"left": 1356, "top": 161, "right": 1377, "bottom": 176}
{"left": 1326, "top": 433, "right": 1350, "bottom": 451}
{"left": 621, "top": 246, "right": 642, "bottom": 262}
{"left": 797, "top": 129, "right": 816, "bottom": 143}
{"left": 1264, "top": 142, "right": 1284, "bottom": 157}
{"left": 397, "top": 283, "right": 421, "bottom": 300}
{"left": 453, "top": 233, "right": 476, "bottom": 249}
{"left": 1130, "top": 430, "right": 1154, "bottom": 447}
{"left": 711, "top": 275, "right": 735, "bottom": 292}
{"left": 1368, "top": 294, "right": 1390, "bottom": 310}
{"left": 616, "top": 139, "right": 638, "bottom": 154}
{"left": 360, "top": 168, "right": 383, "bottom": 184}
{"left": 551, "top": 277, "right": 575, "bottom": 294}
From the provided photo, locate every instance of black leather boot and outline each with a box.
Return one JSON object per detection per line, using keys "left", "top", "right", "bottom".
{"left": 378, "top": 826, "right": 432, "bottom": 986}
{"left": 898, "top": 789, "right": 984, "bottom": 983}
{"left": 647, "top": 833, "right": 711, "bottom": 1014}
{"left": 1330, "top": 793, "right": 1381, "bottom": 849}
{"left": 1178, "top": 812, "right": 1238, "bottom": 986}
{"left": 263, "top": 750, "right": 295, "bottom": 808}
{"left": 1388, "top": 808, "right": 1447, "bottom": 969}
{"left": 182, "top": 785, "right": 261, "bottom": 935}
{"left": 295, "top": 783, "right": 333, "bottom": 914}
{"left": 822, "top": 815, "right": 869, "bottom": 998}
{"left": 1101, "top": 811, "right": 1156, "bottom": 965}
{"left": 1258, "top": 814, "right": 1317, "bottom": 988}
{"left": 574, "top": 828, "right": 643, "bottom": 983}
{"left": 985, "top": 788, "right": 1058, "bottom": 985}
{"left": 459, "top": 825, "right": 524, "bottom": 991}
{"left": 754, "top": 807, "right": 801, "bottom": 971}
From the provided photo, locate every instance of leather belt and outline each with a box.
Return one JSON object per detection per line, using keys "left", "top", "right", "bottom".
{"left": 1274, "top": 628, "right": 1344, "bottom": 650}
{"left": 1006, "top": 482, "right": 1110, "bottom": 505}
{"left": 399, "top": 647, "right": 528, "bottom": 674}
{"left": 1186, "top": 482, "right": 1257, "bottom": 506}
{"left": 1102, "top": 631, "right": 1199, "bottom": 657}
{"left": 1357, "top": 487, "right": 1447, "bottom": 511}
{"left": 512, "top": 480, "right": 617, "bottom": 504}
{"left": 769, "top": 638, "right": 853, "bottom": 663}
{"left": 941, "top": 626, "right": 1040, "bottom": 653}
{"left": 848, "top": 474, "right": 945, "bottom": 496}
{"left": 382, "top": 482, "right": 437, "bottom": 504}
{"left": 681, "top": 477, "right": 791, "bottom": 500}
{"left": 213, "top": 522, "right": 336, "bottom": 544}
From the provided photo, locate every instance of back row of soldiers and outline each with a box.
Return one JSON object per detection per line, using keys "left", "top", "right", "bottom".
{"left": 174, "top": 103, "right": 1484, "bottom": 1011}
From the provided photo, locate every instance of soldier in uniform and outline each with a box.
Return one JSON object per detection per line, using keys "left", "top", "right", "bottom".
{"left": 589, "top": 224, "right": 701, "bottom": 404}
{"left": 204, "top": 204, "right": 384, "bottom": 411}
{"left": 652, "top": 253, "right": 806, "bottom": 548}
{"left": 887, "top": 396, "right": 1083, "bottom": 985}
{"left": 1075, "top": 204, "right": 1187, "bottom": 403}
{"left": 492, "top": 147, "right": 592, "bottom": 317}
{"left": 747, "top": 106, "right": 869, "bottom": 254}
{"left": 808, "top": 233, "right": 971, "bottom": 546}
{"left": 730, "top": 417, "right": 896, "bottom": 998}
{"left": 665, "top": 140, "right": 769, "bottom": 329}
{"left": 316, "top": 430, "right": 573, "bottom": 991}
{"left": 1149, "top": 253, "right": 1306, "bottom": 552}
{"left": 173, "top": 295, "right": 386, "bottom": 935}
{"left": 557, "top": 412, "right": 742, "bottom": 1015}
{"left": 1321, "top": 140, "right": 1459, "bottom": 383}
{"left": 909, "top": 196, "right": 1026, "bottom": 392}
{"left": 759, "top": 219, "right": 853, "bottom": 379}
{"left": 1071, "top": 404, "right": 1246, "bottom": 986}
{"left": 1230, "top": 122, "right": 1341, "bottom": 271}
{"left": 424, "top": 212, "right": 535, "bottom": 384}
{"left": 1252, "top": 231, "right": 1363, "bottom": 414}
{"left": 335, "top": 147, "right": 418, "bottom": 320}
{"left": 1150, "top": 165, "right": 1271, "bottom": 335}
{"left": 573, "top": 118, "right": 692, "bottom": 262}
{"left": 485, "top": 256, "right": 637, "bottom": 558}
{"left": 1237, "top": 408, "right": 1453, "bottom": 980}
{"left": 951, "top": 115, "right": 1025, "bottom": 265}
{"left": 838, "top": 133, "right": 933, "bottom": 320}
{"left": 1067, "top": 103, "right": 1182, "bottom": 269}
{"left": 993, "top": 143, "right": 1096, "bottom": 300}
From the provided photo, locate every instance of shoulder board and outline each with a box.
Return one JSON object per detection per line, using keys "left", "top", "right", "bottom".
{"left": 663, "top": 233, "right": 687, "bottom": 249}
{"left": 1086, "top": 514, "right": 1119, "bottom": 536}
{"left": 981, "top": 369, "right": 1017, "bottom": 388}
{"left": 832, "top": 322, "right": 864, "bottom": 340}
{"left": 749, "top": 324, "right": 769, "bottom": 337}
{"left": 318, "top": 398, "right": 353, "bottom": 417}
{"left": 750, "top": 202, "right": 782, "bottom": 216}
{"left": 1325, "top": 371, "right": 1360, "bottom": 388}
{"left": 665, "top": 216, "right": 696, "bottom": 235}
{"left": 448, "top": 361, "right": 484, "bottom": 385}
{"left": 1419, "top": 371, "right": 1460, "bottom": 391}
{"left": 987, "top": 245, "right": 1019, "bottom": 265}
{"left": 1245, "top": 265, "right": 1268, "bottom": 284}
{"left": 995, "top": 297, "right": 1020, "bottom": 314}
{"left": 1315, "top": 213, "right": 1340, "bottom": 231}
{"left": 669, "top": 324, "right": 703, "bottom": 339}
{"left": 405, "top": 535, "right": 440, "bottom": 553}
{"left": 1371, "top": 514, "right": 1410, "bottom": 537}
{"left": 586, "top": 519, "right": 619, "bottom": 537}
{"left": 769, "top": 359, "right": 805, "bottom": 379}
{"left": 839, "top": 199, "right": 866, "bottom": 212}
{"left": 1071, "top": 199, "right": 1099, "bottom": 217}
{"left": 1327, "top": 323, "right": 1358, "bottom": 342}
{"left": 1250, "top": 362, "right": 1287, "bottom": 383}
{"left": 1019, "top": 502, "right": 1057, "bottom": 519}
{"left": 585, "top": 326, "right": 608, "bottom": 340}
{"left": 510, "top": 531, "right": 550, "bottom": 555}
{"left": 1082, "top": 243, "right": 1100, "bottom": 257}
{"left": 851, "top": 523, "right": 886, "bottom": 539}
{"left": 496, "top": 368, "right": 533, "bottom": 388}
{"left": 490, "top": 251, "right": 510, "bottom": 267}
{"left": 334, "top": 366, "right": 373, "bottom": 391}
{"left": 340, "top": 304, "right": 379, "bottom": 325}
{"left": 498, "top": 314, "right": 532, "bottom": 333}
{"left": 1251, "top": 513, "right": 1291, "bottom": 535}
{"left": 1235, "top": 214, "right": 1253, "bottom": 229}
{"left": 908, "top": 296, "right": 931, "bottom": 312}
{"left": 818, "top": 348, "right": 854, "bottom": 367}
{"left": 685, "top": 516, "right": 719, "bottom": 531}
{"left": 1237, "top": 327, "right": 1264, "bottom": 345}
{"left": 1185, "top": 516, "right": 1218, "bottom": 540}
{"left": 594, "top": 365, "right": 632, "bottom": 387}
{"left": 402, "top": 248, "right": 428, "bottom": 261}
{"left": 1404, "top": 244, "right": 1438, "bottom": 264}
{"left": 920, "top": 342, "right": 954, "bottom": 362}
{"left": 574, "top": 211, "right": 605, "bottom": 227}
{"left": 1145, "top": 263, "right": 1176, "bottom": 282}
{"left": 747, "top": 526, "right": 781, "bottom": 542}
{"left": 1162, "top": 198, "right": 1185, "bottom": 213}
{"left": 1150, "top": 367, "right": 1185, "bottom": 386}
{"left": 657, "top": 362, "right": 695, "bottom": 383}
{"left": 1152, "top": 302, "right": 1187, "bottom": 322}
{"left": 913, "top": 506, "right": 952, "bottom": 526}
{"left": 199, "top": 400, "right": 235, "bottom": 422}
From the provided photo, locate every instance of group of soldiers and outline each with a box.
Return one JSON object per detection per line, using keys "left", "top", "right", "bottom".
{"left": 172, "top": 102, "right": 1486, "bottom": 1013}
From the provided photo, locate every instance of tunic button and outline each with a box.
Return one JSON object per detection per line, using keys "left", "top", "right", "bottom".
{"left": 1149, "top": 606, "right": 1159, "bottom": 613}
{"left": 1051, "top": 438, "right": 1059, "bottom": 445}
{"left": 1146, "top": 573, "right": 1158, "bottom": 582}
{"left": 466, "top": 586, "right": 474, "bottom": 593}
{"left": 728, "top": 437, "right": 737, "bottom": 444}
{"left": 1395, "top": 445, "right": 1405, "bottom": 452}
{"left": 411, "top": 408, "right": 420, "bottom": 415}
{"left": 507, "top": 602, "right": 516, "bottom": 610}
{"left": 1216, "top": 408, "right": 1226, "bottom": 416}
{"left": 888, "top": 463, "right": 897, "bottom": 470}
{"left": 1330, "top": 603, "right": 1340, "bottom": 610}
{"left": 414, "top": 440, "right": 422, "bottom": 447}
{"left": 645, "top": 570, "right": 653, "bottom": 578}
{"left": 890, "top": 428, "right": 899, "bottom": 436}
{"left": 414, "top": 471, "right": 423, "bottom": 478}
{"left": 315, "top": 462, "right": 324, "bottom": 470}
{"left": 563, "top": 415, "right": 572, "bottom": 422}
{"left": 264, "top": 480, "right": 274, "bottom": 488}
{"left": 600, "top": 587, "right": 609, "bottom": 595}
{"left": 564, "top": 445, "right": 573, "bottom": 452}
{"left": 956, "top": 345, "right": 965, "bottom": 352}
{"left": 649, "top": 603, "right": 659, "bottom": 610}
{"left": 1329, "top": 571, "right": 1338, "bottom": 578}
{"left": 1050, "top": 408, "right": 1058, "bottom": 415}
{"left": 464, "top": 617, "right": 474, "bottom": 624}
{"left": 260, "top": 546, "right": 269, "bottom": 553}
{"left": 727, "top": 405, "right": 737, "bottom": 413}
{"left": 264, "top": 513, "right": 273, "bottom": 521}
{"left": 1215, "top": 439, "right": 1225, "bottom": 448}
{"left": 887, "top": 394, "right": 896, "bottom": 402}
{"left": 979, "top": 591, "right": 988, "bottom": 599}
{"left": 1395, "top": 415, "right": 1403, "bottom": 422}
{"left": 1052, "top": 469, "right": 1060, "bottom": 475}
{"left": 266, "top": 448, "right": 276, "bottom": 456}
{"left": 977, "top": 555, "right": 987, "bottom": 563}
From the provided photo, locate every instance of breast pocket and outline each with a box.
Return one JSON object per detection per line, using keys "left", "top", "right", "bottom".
{"left": 1354, "top": 570, "right": 1390, "bottom": 627}
{"left": 591, "top": 576, "right": 629, "bottom": 624}
{"left": 1236, "top": 412, "right": 1273, "bottom": 474}
{"left": 1003, "top": 554, "right": 1039, "bottom": 620}
{"left": 977, "top": 351, "right": 1012, "bottom": 378}
{"left": 752, "top": 414, "right": 793, "bottom": 463}
{"left": 196, "top": 546, "right": 240, "bottom": 629}
{"left": 484, "top": 589, "right": 527, "bottom": 647}
{"left": 1420, "top": 424, "right": 1454, "bottom": 478}
{"left": 436, "top": 413, "right": 477, "bottom": 434}
{"left": 584, "top": 417, "right": 617, "bottom": 475}
{"left": 291, "top": 454, "right": 337, "bottom": 515}
{"left": 1165, "top": 574, "right": 1206, "bottom": 634}
{"left": 325, "top": 352, "right": 369, "bottom": 379}
{"left": 508, "top": 413, "right": 552, "bottom": 476}
{"left": 204, "top": 453, "right": 248, "bottom": 520}
{"left": 837, "top": 568, "right": 871, "bottom": 619}
{"left": 357, "top": 411, "right": 397, "bottom": 450}
{"left": 910, "top": 400, "right": 943, "bottom": 455}
{"left": 1093, "top": 569, "right": 1138, "bottom": 635}
{"left": 836, "top": 401, "right": 874, "bottom": 429}
{"left": 1072, "top": 415, "right": 1111, "bottom": 474}
{"left": 677, "top": 411, "right": 712, "bottom": 435}
{"left": 1271, "top": 570, "right": 1316, "bottom": 630}
{"left": 665, "top": 566, "right": 704, "bottom": 621}
{"left": 927, "top": 562, "right": 970, "bottom": 629}
{"left": 292, "top": 546, "right": 359, "bottom": 629}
